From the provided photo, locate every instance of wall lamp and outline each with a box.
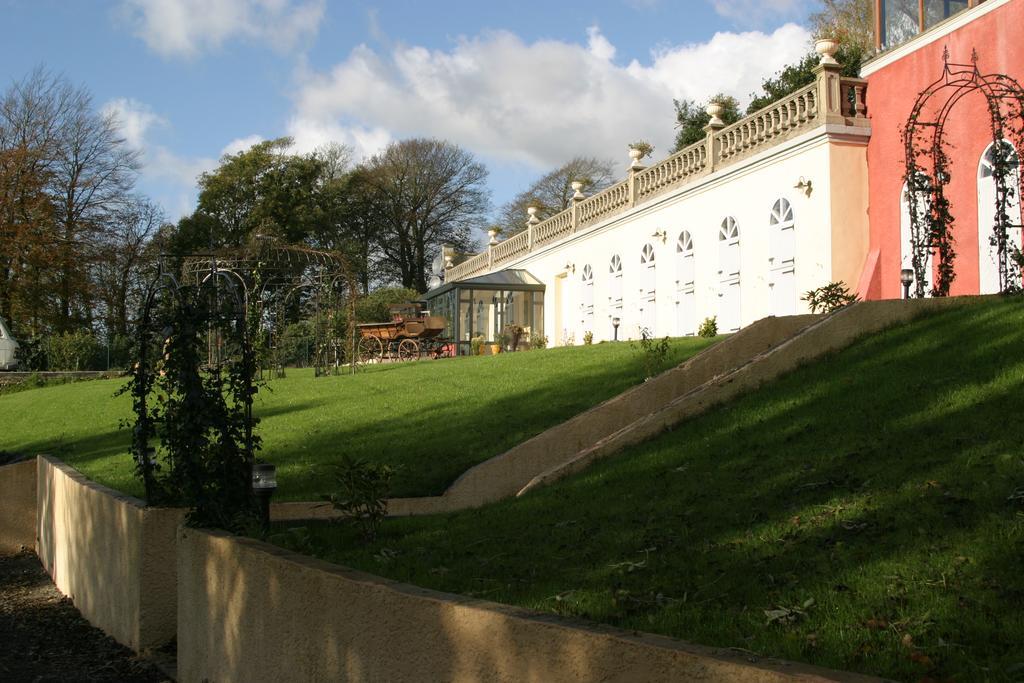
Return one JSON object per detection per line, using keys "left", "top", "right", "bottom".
{"left": 794, "top": 177, "right": 813, "bottom": 197}
{"left": 651, "top": 229, "right": 667, "bottom": 243}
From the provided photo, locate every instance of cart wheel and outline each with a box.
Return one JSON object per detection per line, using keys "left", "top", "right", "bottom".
{"left": 357, "top": 336, "right": 383, "bottom": 363}
{"left": 398, "top": 339, "right": 420, "bottom": 361}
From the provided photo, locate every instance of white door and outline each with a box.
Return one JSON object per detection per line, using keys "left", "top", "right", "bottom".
{"left": 640, "top": 243, "right": 656, "bottom": 337}
{"left": 978, "top": 141, "right": 1022, "bottom": 293}
{"left": 768, "top": 199, "right": 797, "bottom": 316}
{"left": 675, "top": 231, "right": 696, "bottom": 335}
{"left": 580, "top": 264, "right": 595, "bottom": 336}
{"left": 718, "top": 217, "right": 741, "bottom": 332}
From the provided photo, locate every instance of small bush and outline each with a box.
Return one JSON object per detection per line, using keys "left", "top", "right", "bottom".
{"left": 47, "top": 330, "right": 100, "bottom": 371}
{"left": 323, "top": 455, "right": 395, "bottom": 541}
{"left": 583, "top": 330, "right": 594, "bottom": 345}
{"left": 633, "top": 328, "right": 671, "bottom": 380}
{"left": 802, "top": 281, "right": 859, "bottom": 314}
{"left": 530, "top": 334, "right": 548, "bottom": 350}
{"left": 698, "top": 317, "right": 718, "bottom": 338}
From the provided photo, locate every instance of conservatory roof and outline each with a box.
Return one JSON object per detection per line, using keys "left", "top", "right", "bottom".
{"left": 426, "top": 269, "right": 546, "bottom": 297}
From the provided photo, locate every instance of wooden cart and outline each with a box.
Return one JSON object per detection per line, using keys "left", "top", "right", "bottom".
{"left": 355, "top": 303, "right": 451, "bottom": 362}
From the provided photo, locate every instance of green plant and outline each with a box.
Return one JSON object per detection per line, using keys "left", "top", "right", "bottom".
{"left": 495, "top": 329, "right": 510, "bottom": 351}
{"left": 801, "top": 281, "right": 859, "bottom": 314}
{"left": 583, "top": 330, "right": 594, "bottom": 345}
{"left": 698, "top": 316, "right": 718, "bottom": 338}
{"left": 47, "top": 330, "right": 99, "bottom": 371}
{"left": 324, "top": 455, "right": 395, "bottom": 541}
{"left": 629, "top": 140, "right": 654, "bottom": 159}
{"left": 633, "top": 328, "right": 671, "bottom": 380}
{"left": 530, "top": 333, "right": 548, "bottom": 350}
{"left": 470, "top": 335, "right": 485, "bottom": 356}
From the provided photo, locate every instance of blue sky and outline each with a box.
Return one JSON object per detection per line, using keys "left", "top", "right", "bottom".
{"left": 1, "top": 0, "right": 820, "bottom": 223}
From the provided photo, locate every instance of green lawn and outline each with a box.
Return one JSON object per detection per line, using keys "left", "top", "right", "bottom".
{"left": 291, "top": 298, "right": 1024, "bottom": 682}
{"left": 0, "top": 338, "right": 715, "bottom": 499}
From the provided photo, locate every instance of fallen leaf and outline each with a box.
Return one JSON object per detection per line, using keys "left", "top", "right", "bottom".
{"left": 864, "top": 618, "right": 889, "bottom": 630}
{"left": 909, "top": 651, "right": 934, "bottom": 667}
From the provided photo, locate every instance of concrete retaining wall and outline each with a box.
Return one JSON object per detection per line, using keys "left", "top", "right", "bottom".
{"left": 0, "top": 459, "right": 37, "bottom": 553}
{"left": 272, "top": 314, "right": 822, "bottom": 521}
{"left": 177, "top": 526, "right": 880, "bottom": 683}
{"left": 35, "top": 455, "right": 185, "bottom": 651}
{"left": 521, "top": 296, "right": 977, "bottom": 493}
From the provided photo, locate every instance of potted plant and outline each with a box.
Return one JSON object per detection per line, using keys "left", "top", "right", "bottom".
{"left": 492, "top": 330, "right": 510, "bottom": 355}
{"left": 814, "top": 27, "right": 840, "bottom": 66}
{"left": 470, "top": 335, "right": 485, "bottom": 356}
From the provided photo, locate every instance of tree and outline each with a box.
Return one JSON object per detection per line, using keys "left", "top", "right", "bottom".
{"left": 93, "top": 195, "right": 166, "bottom": 338}
{"left": 745, "top": 44, "right": 865, "bottom": 114}
{"left": 0, "top": 68, "right": 140, "bottom": 334}
{"left": 360, "top": 138, "right": 490, "bottom": 291}
{"left": 811, "top": 0, "right": 875, "bottom": 52}
{"left": 671, "top": 95, "right": 741, "bottom": 153}
{"left": 495, "top": 156, "right": 616, "bottom": 235}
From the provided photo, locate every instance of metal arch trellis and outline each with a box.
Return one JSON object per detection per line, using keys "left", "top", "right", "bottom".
{"left": 903, "top": 48, "right": 1024, "bottom": 298}
{"left": 178, "top": 240, "right": 361, "bottom": 377}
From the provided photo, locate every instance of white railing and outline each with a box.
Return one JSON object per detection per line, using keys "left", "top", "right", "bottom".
{"left": 578, "top": 180, "right": 629, "bottom": 228}
{"left": 636, "top": 139, "right": 708, "bottom": 200}
{"left": 718, "top": 83, "right": 818, "bottom": 162}
{"left": 491, "top": 229, "right": 530, "bottom": 265}
{"left": 445, "top": 70, "right": 867, "bottom": 283}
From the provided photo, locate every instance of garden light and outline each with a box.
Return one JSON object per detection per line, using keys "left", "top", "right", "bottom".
{"left": 252, "top": 463, "right": 277, "bottom": 530}
{"left": 612, "top": 316, "right": 620, "bottom": 341}
{"left": 900, "top": 269, "right": 914, "bottom": 300}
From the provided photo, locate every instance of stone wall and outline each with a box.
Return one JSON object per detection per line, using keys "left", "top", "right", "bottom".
{"left": 177, "top": 526, "right": 880, "bottom": 683}
{"left": 35, "top": 455, "right": 184, "bottom": 651}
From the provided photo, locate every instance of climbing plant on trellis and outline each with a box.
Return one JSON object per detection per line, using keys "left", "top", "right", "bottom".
{"left": 902, "top": 49, "right": 1024, "bottom": 297}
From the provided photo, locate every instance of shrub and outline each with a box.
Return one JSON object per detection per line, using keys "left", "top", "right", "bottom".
{"left": 633, "top": 328, "right": 670, "bottom": 380}
{"left": 802, "top": 281, "right": 859, "bottom": 314}
{"left": 530, "top": 333, "right": 548, "bottom": 350}
{"left": 323, "top": 456, "right": 395, "bottom": 541}
{"left": 47, "top": 330, "right": 100, "bottom": 371}
{"left": 698, "top": 317, "right": 718, "bottom": 338}
{"left": 505, "top": 325, "right": 525, "bottom": 351}
{"left": 583, "top": 330, "right": 594, "bottom": 345}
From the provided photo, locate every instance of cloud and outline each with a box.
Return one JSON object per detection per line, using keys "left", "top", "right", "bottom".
{"left": 102, "top": 98, "right": 218, "bottom": 218}
{"left": 118, "top": 0, "right": 325, "bottom": 59}
{"left": 286, "top": 24, "right": 813, "bottom": 172}
{"left": 221, "top": 134, "right": 265, "bottom": 156}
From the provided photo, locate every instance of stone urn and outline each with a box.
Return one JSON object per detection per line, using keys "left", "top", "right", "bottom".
{"left": 815, "top": 37, "right": 840, "bottom": 66}
{"left": 571, "top": 180, "right": 585, "bottom": 200}
{"left": 487, "top": 228, "right": 498, "bottom": 246}
{"left": 705, "top": 101, "right": 725, "bottom": 127}
{"left": 628, "top": 147, "right": 644, "bottom": 170}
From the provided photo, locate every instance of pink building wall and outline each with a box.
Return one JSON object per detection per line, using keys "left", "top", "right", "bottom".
{"left": 862, "top": 0, "right": 1024, "bottom": 299}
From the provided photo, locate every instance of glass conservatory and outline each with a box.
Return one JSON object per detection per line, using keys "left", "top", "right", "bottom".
{"left": 424, "top": 269, "right": 545, "bottom": 354}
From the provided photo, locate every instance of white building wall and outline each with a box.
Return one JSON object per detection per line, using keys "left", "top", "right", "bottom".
{"left": 495, "top": 131, "right": 839, "bottom": 343}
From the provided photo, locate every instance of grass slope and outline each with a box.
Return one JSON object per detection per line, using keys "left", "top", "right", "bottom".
{"left": 0, "top": 338, "right": 714, "bottom": 500}
{"left": 296, "top": 299, "right": 1024, "bottom": 682}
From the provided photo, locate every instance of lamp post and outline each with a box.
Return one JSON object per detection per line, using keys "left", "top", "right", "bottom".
{"left": 612, "top": 316, "right": 620, "bottom": 341}
{"left": 900, "top": 268, "right": 914, "bottom": 300}
{"left": 252, "top": 463, "right": 277, "bottom": 531}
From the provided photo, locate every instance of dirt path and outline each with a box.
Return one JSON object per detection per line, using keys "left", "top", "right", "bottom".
{"left": 0, "top": 552, "right": 170, "bottom": 682}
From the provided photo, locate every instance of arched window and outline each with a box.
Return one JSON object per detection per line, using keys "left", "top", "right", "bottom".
{"left": 580, "top": 264, "right": 595, "bottom": 333}
{"left": 900, "top": 172, "right": 933, "bottom": 296}
{"left": 639, "top": 243, "right": 656, "bottom": 335}
{"left": 718, "top": 217, "right": 741, "bottom": 332}
{"left": 768, "top": 198, "right": 797, "bottom": 316}
{"left": 978, "top": 140, "right": 1022, "bottom": 294}
{"left": 675, "top": 231, "right": 695, "bottom": 335}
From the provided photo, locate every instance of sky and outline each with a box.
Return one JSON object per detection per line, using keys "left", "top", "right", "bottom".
{"left": 0, "top": 0, "right": 821, "bottom": 223}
